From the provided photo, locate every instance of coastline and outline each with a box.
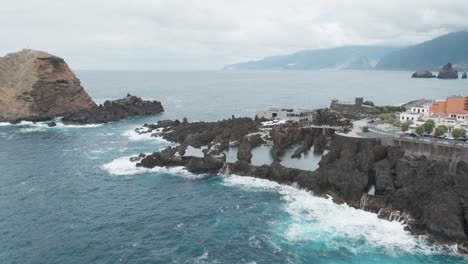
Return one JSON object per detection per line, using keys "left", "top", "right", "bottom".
{"left": 129, "top": 116, "right": 468, "bottom": 254}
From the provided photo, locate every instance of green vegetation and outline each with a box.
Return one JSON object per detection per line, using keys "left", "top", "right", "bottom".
{"left": 368, "top": 106, "right": 406, "bottom": 116}
{"left": 361, "top": 126, "right": 369, "bottom": 133}
{"left": 452, "top": 128, "right": 467, "bottom": 139}
{"left": 415, "top": 126, "right": 425, "bottom": 135}
{"left": 434, "top": 125, "right": 448, "bottom": 137}
{"left": 413, "top": 120, "right": 436, "bottom": 135}
{"left": 363, "top": 101, "right": 375, "bottom": 107}
{"left": 401, "top": 121, "right": 413, "bottom": 132}
{"left": 379, "top": 113, "right": 401, "bottom": 126}
{"left": 423, "top": 119, "right": 435, "bottom": 133}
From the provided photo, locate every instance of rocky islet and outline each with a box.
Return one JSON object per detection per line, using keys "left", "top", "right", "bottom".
{"left": 0, "top": 49, "right": 164, "bottom": 124}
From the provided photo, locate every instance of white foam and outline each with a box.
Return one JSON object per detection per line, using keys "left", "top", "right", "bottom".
{"left": 1, "top": 120, "right": 101, "bottom": 132}
{"left": 101, "top": 155, "right": 201, "bottom": 179}
{"left": 55, "top": 123, "right": 102, "bottom": 128}
{"left": 261, "top": 120, "right": 287, "bottom": 127}
{"left": 222, "top": 175, "right": 457, "bottom": 256}
{"left": 122, "top": 128, "right": 170, "bottom": 143}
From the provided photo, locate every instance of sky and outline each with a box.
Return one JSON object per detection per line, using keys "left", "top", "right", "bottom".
{"left": 1, "top": 0, "right": 468, "bottom": 70}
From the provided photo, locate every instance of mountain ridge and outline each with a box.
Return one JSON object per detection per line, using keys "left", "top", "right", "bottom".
{"left": 224, "top": 46, "right": 398, "bottom": 70}
{"left": 225, "top": 31, "right": 468, "bottom": 71}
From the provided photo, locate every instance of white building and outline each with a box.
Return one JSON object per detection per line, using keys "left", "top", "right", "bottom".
{"left": 410, "top": 104, "right": 431, "bottom": 119}
{"left": 399, "top": 102, "right": 432, "bottom": 122}
{"left": 399, "top": 112, "right": 420, "bottom": 122}
{"left": 256, "top": 108, "right": 314, "bottom": 123}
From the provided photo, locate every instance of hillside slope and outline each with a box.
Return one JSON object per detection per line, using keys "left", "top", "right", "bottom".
{"left": 224, "top": 46, "right": 398, "bottom": 70}
{"left": 375, "top": 31, "right": 468, "bottom": 71}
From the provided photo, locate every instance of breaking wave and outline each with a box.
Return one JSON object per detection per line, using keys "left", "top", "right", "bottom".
{"left": 222, "top": 175, "right": 459, "bottom": 257}
{"left": 122, "top": 128, "right": 170, "bottom": 143}
{"left": 101, "top": 155, "right": 203, "bottom": 179}
{"left": 0, "top": 120, "right": 101, "bottom": 133}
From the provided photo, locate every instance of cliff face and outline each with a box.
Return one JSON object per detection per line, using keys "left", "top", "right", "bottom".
{"left": 0, "top": 49, "right": 95, "bottom": 122}
{"left": 316, "top": 135, "right": 468, "bottom": 243}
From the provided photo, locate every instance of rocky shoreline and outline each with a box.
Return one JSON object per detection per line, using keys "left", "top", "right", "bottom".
{"left": 129, "top": 116, "right": 468, "bottom": 254}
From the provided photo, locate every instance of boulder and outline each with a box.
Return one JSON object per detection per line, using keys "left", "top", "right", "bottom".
{"left": 0, "top": 49, "right": 96, "bottom": 122}
{"left": 47, "top": 121, "right": 57, "bottom": 127}
{"left": 237, "top": 138, "right": 253, "bottom": 162}
{"left": 462, "top": 72, "right": 467, "bottom": 79}
{"left": 411, "top": 70, "right": 435, "bottom": 78}
{"left": 437, "top": 63, "right": 459, "bottom": 79}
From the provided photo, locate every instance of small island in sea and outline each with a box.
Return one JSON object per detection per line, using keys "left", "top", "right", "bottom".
{"left": 0, "top": 49, "right": 164, "bottom": 125}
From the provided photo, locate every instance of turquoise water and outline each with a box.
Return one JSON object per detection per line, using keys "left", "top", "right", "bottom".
{"left": 1, "top": 70, "right": 467, "bottom": 263}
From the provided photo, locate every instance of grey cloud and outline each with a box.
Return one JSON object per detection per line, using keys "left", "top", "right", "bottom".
{"left": 0, "top": 0, "right": 467, "bottom": 70}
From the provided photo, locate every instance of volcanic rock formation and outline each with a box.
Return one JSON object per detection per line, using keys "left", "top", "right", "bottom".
{"left": 0, "top": 49, "right": 95, "bottom": 122}
{"left": 411, "top": 70, "right": 436, "bottom": 78}
{"left": 131, "top": 117, "right": 468, "bottom": 252}
{"left": 437, "top": 63, "right": 459, "bottom": 79}
{"left": 0, "top": 49, "right": 164, "bottom": 124}
{"left": 61, "top": 94, "right": 164, "bottom": 125}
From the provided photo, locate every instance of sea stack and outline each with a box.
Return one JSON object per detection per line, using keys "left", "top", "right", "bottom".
{"left": 462, "top": 72, "right": 467, "bottom": 79}
{"left": 0, "top": 49, "right": 96, "bottom": 122}
{"left": 437, "top": 63, "right": 459, "bottom": 79}
{"left": 411, "top": 70, "right": 435, "bottom": 78}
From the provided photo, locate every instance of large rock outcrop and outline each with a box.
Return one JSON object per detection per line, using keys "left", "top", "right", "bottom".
{"left": 437, "top": 63, "right": 459, "bottom": 79}
{"left": 411, "top": 70, "right": 435, "bottom": 78}
{"left": 61, "top": 94, "right": 164, "bottom": 125}
{"left": 0, "top": 49, "right": 95, "bottom": 122}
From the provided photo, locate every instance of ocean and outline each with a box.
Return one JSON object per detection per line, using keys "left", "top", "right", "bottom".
{"left": 0, "top": 70, "right": 467, "bottom": 263}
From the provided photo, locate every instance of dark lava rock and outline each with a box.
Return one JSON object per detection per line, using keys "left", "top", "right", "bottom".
{"left": 237, "top": 138, "right": 253, "bottom": 162}
{"left": 47, "top": 121, "right": 57, "bottom": 127}
{"left": 62, "top": 94, "right": 164, "bottom": 125}
{"left": 462, "top": 72, "right": 467, "bottom": 79}
{"left": 134, "top": 115, "right": 468, "bottom": 249}
{"left": 437, "top": 63, "right": 459, "bottom": 79}
{"left": 412, "top": 70, "right": 435, "bottom": 78}
{"left": 313, "top": 108, "right": 351, "bottom": 127}
{"left": 186, "top": 156, "right": 224, "bottom": 174}
{"left": 146, "top": 117, "right": 258, "bottom": 149}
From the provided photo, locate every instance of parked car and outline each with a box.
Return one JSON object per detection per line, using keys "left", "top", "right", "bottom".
{"left": 407, "top": 132, "right": 419, "bottom": 138}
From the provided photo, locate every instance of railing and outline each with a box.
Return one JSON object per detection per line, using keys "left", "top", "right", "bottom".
{"left": 368, "top": 123, "right": 468, "bottom": 148}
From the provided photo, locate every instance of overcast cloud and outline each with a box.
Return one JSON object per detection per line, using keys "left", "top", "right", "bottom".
{"left": 1, "top": 0, "right": 468, "bottom": 70}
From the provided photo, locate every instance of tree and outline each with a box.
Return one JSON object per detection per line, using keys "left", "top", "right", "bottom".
{"left": 363, "top": 101, "right": 375, "bottom": 107}
{"left": 379, "top": 113, "right": 394, "bottom": 121}
{"left": 423, "top": 119, "right": 435, "bottom": 133}
{"left": 402, "top": 121, "right": 412, "bottom": 132}
{"left": 452, "top": 128, "right": 467, "bottom": 139}
{"left": 434, "top": 125, "right": 447, "bottom": 137}
{"left": 391, "top": 119, "right": 401, "bottom": 127}
{"left": 415, "top": 125, "right": 425, "bottom": 135}
{"left": 361, "top": 126, "right": 369, "bottom": 133}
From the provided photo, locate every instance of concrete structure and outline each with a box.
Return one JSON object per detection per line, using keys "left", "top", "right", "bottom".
{"left": 256, "top": 108, "right": 314, "bottom": 123}
{"left": 399, "top": 102, "right": 432, "bottom": 122}
{"left": 330, "top": 97, "right": 371, "bottom": 116}
{"left": 399, "top": 112, "right": 421, "bottom": 122}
